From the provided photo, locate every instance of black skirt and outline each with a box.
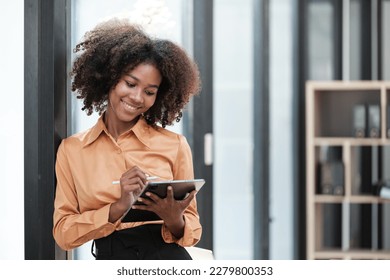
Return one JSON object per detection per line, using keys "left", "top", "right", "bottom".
{"left": 93, "top": 224, "right": 192, "bottom": 260}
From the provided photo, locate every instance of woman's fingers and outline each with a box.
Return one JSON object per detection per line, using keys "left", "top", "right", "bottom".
{"left": 179, "top": 190, "right": 196, "bottom": 208}
{"left": 134, "top": 187, "right": 196, "bottom": 212}
{"left": 121, "top": 166, "right": 147, "bottom": 182}
{"left": 121, "top": 176, "right": 145, "bottom": 189}
{"left": 120, "top": 167, "right": 147, "bottom": 186}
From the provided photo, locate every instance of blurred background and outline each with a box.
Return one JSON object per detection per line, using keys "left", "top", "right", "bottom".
{"left": 1, "top": 0, "right": 389, "bottom": 260}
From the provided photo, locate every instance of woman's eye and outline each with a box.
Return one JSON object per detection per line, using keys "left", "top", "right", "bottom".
{"left": 145, "top": 90, "right": 156, "bottom": 96}
{"left": 126, "top": 81, "right": 136, "bottom": 88}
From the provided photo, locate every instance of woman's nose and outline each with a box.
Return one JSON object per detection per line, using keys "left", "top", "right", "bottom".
{"left": 129, "top": 88, "right": 143, "bottom": 103}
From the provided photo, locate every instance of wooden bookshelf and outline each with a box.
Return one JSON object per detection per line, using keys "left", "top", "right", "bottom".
{"left": 306, "top": 81, "right": 390, "bottom": 260}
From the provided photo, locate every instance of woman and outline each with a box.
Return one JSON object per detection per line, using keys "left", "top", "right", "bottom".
{"left": 53, "top": 18, "right": 202, "bottom": 260}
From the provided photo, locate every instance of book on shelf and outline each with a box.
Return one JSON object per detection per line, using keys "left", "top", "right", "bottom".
{"left": 352, "top": 103, "right": 381, "bottom": 138}
{"left": 368, "top": 104, "right": 380, "bottom": 138}
{"left": 318, "top": 161, "right": 344, "bottom": 195}
{"left": 387, "top": 106, "right": 390, "bottom": 138}
{"left": 353, "top": 104, "right": 366, "bottom": 138}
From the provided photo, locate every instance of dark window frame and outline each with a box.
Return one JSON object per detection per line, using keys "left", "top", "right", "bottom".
{"left": 191, "top": 0, "right": 214, "bottom": 251}
{"left": 253, "top": 0, "right": 270, "bottom": 260}
{"left": 24, "top": 0, "right": 70, "bottom": 260}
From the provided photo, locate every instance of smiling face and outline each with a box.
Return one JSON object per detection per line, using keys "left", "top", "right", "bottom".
{"left": 105, "top": 63, "right": 162, "bottom": 137}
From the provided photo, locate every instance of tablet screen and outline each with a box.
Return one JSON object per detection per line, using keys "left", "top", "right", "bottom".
{"left": 121, "top": 179, "right": 205, "bottom": 222}
{"left": 134, "top": 179, "right": 205, "bottom": 204}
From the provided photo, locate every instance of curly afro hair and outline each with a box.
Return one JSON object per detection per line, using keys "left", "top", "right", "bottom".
{"left": 71, "top": 18, "right": 201, "bottom": 128}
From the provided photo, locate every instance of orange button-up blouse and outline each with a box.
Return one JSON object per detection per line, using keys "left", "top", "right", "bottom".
{"left": 53, "top": 115, "right": 202, "bottom": 251}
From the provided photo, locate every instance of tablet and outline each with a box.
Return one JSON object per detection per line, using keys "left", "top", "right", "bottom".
{"left": 121, "top": 179, "right": 205, "bottom": 223}
{"left": 134, "top": 179, "right": 205, "bottom": 205}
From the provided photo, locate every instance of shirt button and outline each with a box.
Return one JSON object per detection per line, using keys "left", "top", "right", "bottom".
{"left": 116, "top": 149, "right": 122, "bottom": 154}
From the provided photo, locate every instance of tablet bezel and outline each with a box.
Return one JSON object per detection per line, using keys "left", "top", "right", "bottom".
{"left": 134, "top": 179, "right": 205, "bottom": 205}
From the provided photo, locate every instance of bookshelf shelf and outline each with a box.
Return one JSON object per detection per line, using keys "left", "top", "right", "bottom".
{"left": 314, "top": 250, "right": 390, "bottom": 260}
{"left": 314, "top": 138, "right": 390, "bottom": 146}
{"left": 314, "top": 195, "right": 390, "bottom": 204}
{"left": 306, "top": 81, "right": 390, "bottom": 260}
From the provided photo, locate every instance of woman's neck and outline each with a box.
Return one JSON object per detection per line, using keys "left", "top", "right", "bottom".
{"left": 103, "top": 111, "right": 139, "bottom": 140}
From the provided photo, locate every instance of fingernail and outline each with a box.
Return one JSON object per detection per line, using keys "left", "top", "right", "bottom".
{"left": 145, "top": 192, "right": 151, "bottom": 196}
{"left": 137, "top": 198, "right": 142, "bottom": 202}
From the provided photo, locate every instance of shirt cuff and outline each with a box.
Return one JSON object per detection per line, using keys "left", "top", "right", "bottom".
{"left": 105, "top": 203, "right": 123, "bottom": 228}
{"left": 161, "top": 215, "right": 196, "bottom": 247}
{"left": 91, "top": 203, "right": 121, "bottom": 238}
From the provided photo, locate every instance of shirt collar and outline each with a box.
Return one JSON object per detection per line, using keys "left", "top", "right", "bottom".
{"left": 131, "top": 116, "right": 152, "bottom": 149}
{"left": 83, "top": 113, "right": 152, "bottom": 149}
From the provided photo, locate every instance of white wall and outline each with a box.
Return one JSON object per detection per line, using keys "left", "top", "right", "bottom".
{"left": 0, "top": 0, "right": 24, "bottom": 259}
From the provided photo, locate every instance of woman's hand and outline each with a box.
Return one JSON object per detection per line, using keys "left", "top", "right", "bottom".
{"left": 132, "top": 186, "right": 197, "bottom": 239}
{"left": 109, "top": 166, "right": 147, "bottom": 223}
